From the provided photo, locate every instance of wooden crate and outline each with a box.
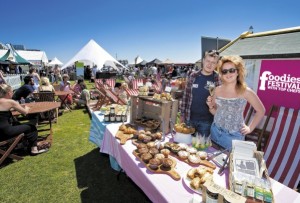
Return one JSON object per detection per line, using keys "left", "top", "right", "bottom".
{"left": 130, "top": 96, "right": 178, "bottom": 134}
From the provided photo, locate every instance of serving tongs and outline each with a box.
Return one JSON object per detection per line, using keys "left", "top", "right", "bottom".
{"left": 217, "top": 149, "right": 231, "bottom": 175}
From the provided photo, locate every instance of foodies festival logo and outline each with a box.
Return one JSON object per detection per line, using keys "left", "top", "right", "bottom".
{"left": 259, "top": 71, "right": 300, "bottom": 94}
{"left": 258, "top": 60, "right": 300, "bottom": 111}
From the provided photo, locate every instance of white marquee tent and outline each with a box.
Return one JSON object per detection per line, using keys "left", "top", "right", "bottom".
{"left": 48, "top": 57, "right": 63, "bottom": 66}
{"left": 61, "top": 39, "right": 124, "bottom": 70}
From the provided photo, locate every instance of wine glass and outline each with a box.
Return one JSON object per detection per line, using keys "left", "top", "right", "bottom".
{"left": 208, "top": 85, "right": 215, "bottom": 96}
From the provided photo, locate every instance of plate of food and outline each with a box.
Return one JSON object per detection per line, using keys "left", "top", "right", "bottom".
{"left": 183, "top": 166, "right": 214, "bottom": 194}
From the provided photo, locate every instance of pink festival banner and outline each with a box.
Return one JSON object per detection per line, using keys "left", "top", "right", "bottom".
{"left": 257, "top": 60, "right": 300, "bottom": 112}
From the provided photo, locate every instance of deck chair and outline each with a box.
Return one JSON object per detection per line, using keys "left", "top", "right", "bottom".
{"left": 263, "top": 106, "right": 300, "bottom": 189}
{"left": 104, "top": 88, "right": 127, "bottom": 105}
{"left": 245, "top": 105, "right": 277, "bottom": 151}
{"left": 125, "top": 78, "right": 144, "bottom": 97}
{"left": 0, "top": 133, "right": 25, "bottom": 165}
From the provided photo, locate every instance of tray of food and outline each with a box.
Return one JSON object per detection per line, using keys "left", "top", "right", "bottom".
{"left": 133, "top": 143, "right": 181, "bottom": 181}
{"left": 116, "top": 124, "right": 137, "bottom": 145}
{"left": 183, "top": 166, "right": 214, "bottom": 194}
{"left": 163, "top": 142, "right": 216, "bottom": 169}
{"left": 131, "top": 129, "right": 163, "bottom": 146}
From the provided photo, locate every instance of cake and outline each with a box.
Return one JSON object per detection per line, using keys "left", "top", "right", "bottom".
{"left": 148, "top": 158, "right": 161, "bottom": 170}
{"left": 188, "top": 154, "right": 201, "bottom": 164}
{"left": 160, "top": 149, "right": 170, "bottom": 158}
{"left": 196, "top": 151, "right": 207, "bottom": 160}
{"left": 141, "top": 153, "right": 153, "bottom": 164}
{"left": 177, "top": 150, "right": 190, "bottom": 160}
{"left": 161, "top": 158, "right": 173, "bottom": 168}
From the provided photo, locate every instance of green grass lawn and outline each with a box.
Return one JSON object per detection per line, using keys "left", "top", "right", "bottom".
{"left": 0, "top": 80, "right": 149, "bottom": 203}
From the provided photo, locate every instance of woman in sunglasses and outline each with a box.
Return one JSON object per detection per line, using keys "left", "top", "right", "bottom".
{"left": 207, "top": 55, "right": 265, "bottom": 150}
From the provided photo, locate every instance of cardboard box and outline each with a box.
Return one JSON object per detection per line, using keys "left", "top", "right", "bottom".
{"left": 130, "top": 95, "right": 178, "bottom": 134}
{"left": 229, "top": 151, "right": 274, "bottom": 203}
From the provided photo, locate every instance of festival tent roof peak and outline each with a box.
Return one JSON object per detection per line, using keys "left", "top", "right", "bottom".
{"left": 48, "top": 57, "right": 63, "bottom": 66}
{"left": 61, "top": 39, "right": 124, "bottom": 70}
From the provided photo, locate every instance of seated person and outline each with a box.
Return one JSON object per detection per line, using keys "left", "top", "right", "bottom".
{"left": 113, "top": 82, "right": 122, "bottom": 95}
{"left": 74, "top": 83, "right": 90, "bottom": 108}
{"left": 38, "top": 77, "right": 55, "bottom": 92}
{"left": 12, "top": 75, "right": 35, "bottom": 103}
{"left": 71, "top": 78, "right": 84, "bottom": 99}
{"left": 0, "top": 84, "right": 48, "bottom": 155}
{"left": 59, "top": 74, "right": 73, "bottom": 105}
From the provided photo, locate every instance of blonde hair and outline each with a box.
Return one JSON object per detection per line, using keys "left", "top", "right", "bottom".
{"left": 121, "top": 82, "right": 128, "bottom": 89}
{"left": 41, "top": 77, "right": 50, "bottom": 86}
{"left": 217, "top": 55, "right": 247, "bottom": 94}
{"left": 0, "top": 84, "right": 12, "bottom": 98}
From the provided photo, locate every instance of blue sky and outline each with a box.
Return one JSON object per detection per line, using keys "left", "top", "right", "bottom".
{"left": 2, "top": 0, "right": 299, "bottom": 64}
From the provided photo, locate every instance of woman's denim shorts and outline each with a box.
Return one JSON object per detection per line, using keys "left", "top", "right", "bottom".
{"left": 211, "top": 123, "right": 244, "bottom": 150}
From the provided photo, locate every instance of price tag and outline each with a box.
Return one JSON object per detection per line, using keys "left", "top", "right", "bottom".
{"left": 137, "top": 82, "right": 143, "bottom": 87}
{"left": 165, "top": 86, "right": 171, "bottom": 93}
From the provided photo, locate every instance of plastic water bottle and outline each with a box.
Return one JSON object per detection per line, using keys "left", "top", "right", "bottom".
{"left": 20, "top": 97, "right": 25, "bottom": 104}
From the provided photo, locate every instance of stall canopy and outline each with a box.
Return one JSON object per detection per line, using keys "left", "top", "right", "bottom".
{"left": 146, "top": 58, "right": 162, "bottom": 66}
{"left": 61, "top": 39, "right": 125, "bottom": 71}
{"left": 48, "top": 57, "right": 63, "bottom": 66}
{"left": 0, "top": 45, "right": 30, "bottom": 65}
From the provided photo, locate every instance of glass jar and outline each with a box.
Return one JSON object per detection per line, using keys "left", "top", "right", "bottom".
{"left": 116, "top": 114, "right": 122, "bottom": 122}
{"left": 104, "top": 114, "right": 110, "bottom": 122}
{"left": 110, "top": 113, "right": 116, "bottom": 122}
{"left": 206, "top": 188, "right": 218, "bottom": 203}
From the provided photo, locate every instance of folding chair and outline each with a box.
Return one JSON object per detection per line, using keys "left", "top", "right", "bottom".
{"left": 104, "top": 88, "right": 127, "bottom": 105}
{"left": 264, "top": 106, "right": 299, "bottom": 189}
{"left": 245, "top": 105, "right": 277, "bottom": 151}
{"left": 0, "top": 133, "right": 25, "bottom": 165}
{"left": 131, "top": 78, "right": 144, "bottom": 90}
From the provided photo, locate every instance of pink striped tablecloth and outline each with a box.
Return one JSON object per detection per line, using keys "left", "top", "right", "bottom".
{"left": 99, "top": 123, "right": 300, "bottom": 203}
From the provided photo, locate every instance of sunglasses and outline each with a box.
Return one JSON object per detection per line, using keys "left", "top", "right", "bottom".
{"left": 221, "top": 68, "right": 237, "bottom": 75}
{"left": 208, "top": 50, "right": 220, "bottom": 56}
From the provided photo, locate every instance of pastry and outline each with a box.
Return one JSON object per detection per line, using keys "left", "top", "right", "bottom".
{"left": 138, "top": 147, "right": 149, "bottom": 154}
{"left": 149, "top": 147, "right": 159, "bottom": 156}
{"left": 178, "top": 150, "right": 190, "bottom": 160}
{"left": 196, "top": 151, "right": 207, "bottom": 160}
{"left": 148, "top": 158, "right": 161, "bottom": 170}
{"left": 150, "top": 133, "right": 157, "bottom": 141}
{"left": 186, "top": 147, "right": 197, "bottom": 154}
{"left": 119, "top": 124, "right": 127, "bottom": 131}
{"left": 145, "top": 131, "right": 152, "bottom": 136}
{"left": 137, "top": 143, "right": 147, "bottom": 149}
{"left": 154, "top": 153, "right": 165, "bottom": 161}
{"left": 170, "top": 144, "right": 181, "bottom": 153}
{"left": 188, "top": 154, "right": 201, "bottom": 164}
{"left": 147, "top": 142, "right": 156, "bottom": 148}
{"left": 138, "top": 133, "right": 146, "bottom": 141}
{"left": 155, "top": 132, "right": 162, "bottom": 140}
{"left": 187, "top": 168, "right": 197, "bottom": 179}
{"left": 190, "top": 177, "right": 201, "bottom": 190}
{"left": 160, "top": 149, "right": 170, "bottom": 158}
{"left": 200, "top": 173, "right": 212, "bottom": 184}
{"left": 177, "top": 143, "right": 188, "bottom": 150}
{"left": 138, "top": 130, "right": 145, "bottom": 134}
{"left": 141, "top": 153, "right": 153, "bottom": 164}
{"left": 161, "top": 158, "right": 173, "bottom": 168}
{"left": 143, "top": 136, "right": 152, "bottom": 143}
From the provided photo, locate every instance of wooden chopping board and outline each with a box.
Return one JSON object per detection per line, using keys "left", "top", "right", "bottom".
{"left": 116, "top": 130, "right": 134, "bottom": 145}
{"left": 133, "top": 150, "right": 181, "bottom": 181}
{"left": 170, "top": 153, "right": 216, "bottom": 169}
